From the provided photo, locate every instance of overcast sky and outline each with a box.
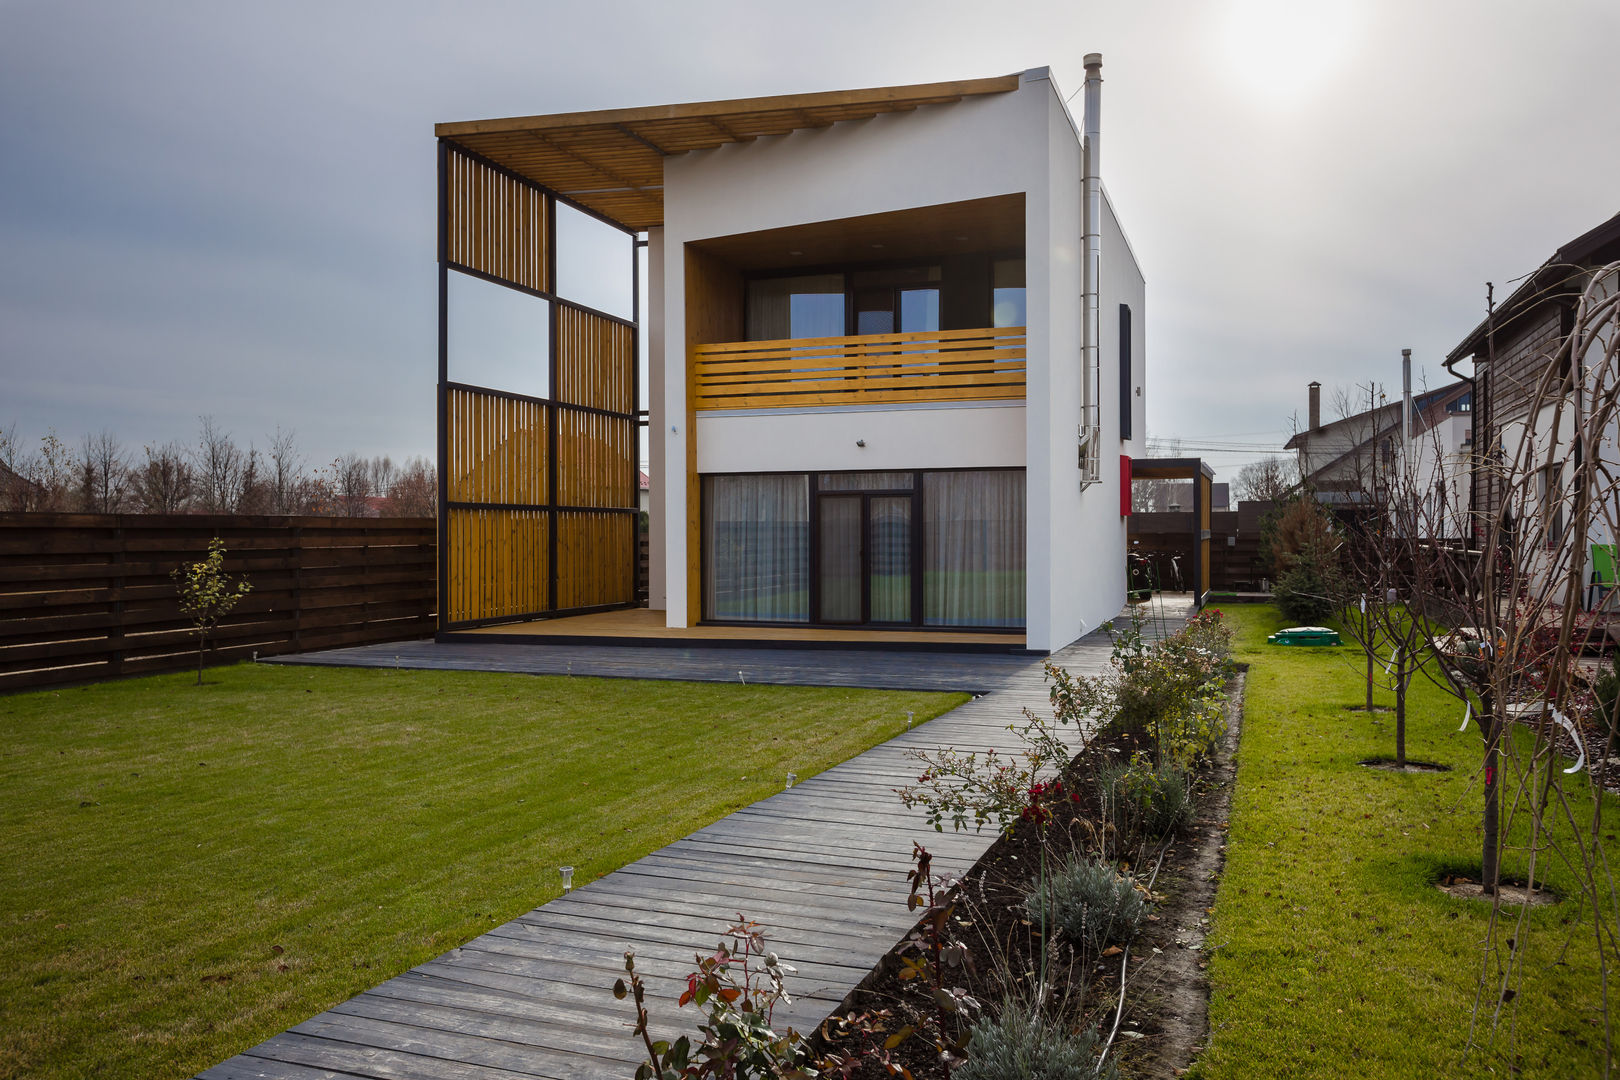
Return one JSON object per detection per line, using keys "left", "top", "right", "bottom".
{"left": 2, "top": 0, "right": 1617, "bottom": 481}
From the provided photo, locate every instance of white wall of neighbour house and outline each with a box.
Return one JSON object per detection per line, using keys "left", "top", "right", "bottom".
{"left": 1406, "top": 411, "right": 1472, "bottom": 540}
{"left": 653, "top": 69, "right": 1141, "bottom": 646}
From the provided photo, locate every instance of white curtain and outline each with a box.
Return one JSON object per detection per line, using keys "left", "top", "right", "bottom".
{"left": 704, "top": 474, "right": 810, "bottom": 622}
{"left": 923, "top": 470, "right": 1026, "bottom": 628}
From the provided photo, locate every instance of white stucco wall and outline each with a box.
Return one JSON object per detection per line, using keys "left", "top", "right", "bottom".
{"left": 651, "top": 68, "right": 1144, "bottom": 646}
{"left": 697, "top": 404, "right": 1025, "bottom": 474}
{"left": 1025, "top": 75, "right": 1147, "bottom": 651}
{"left": 646, "top": 227, "right": 666, "bottom": 611}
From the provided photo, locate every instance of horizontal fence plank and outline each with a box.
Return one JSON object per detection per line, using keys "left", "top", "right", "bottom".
{"left": 0, "top": 513, "right": 437, "bottom": 692}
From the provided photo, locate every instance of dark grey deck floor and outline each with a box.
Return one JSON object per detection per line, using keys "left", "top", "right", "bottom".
{"left": 268, "top": 639, "right": 1041, "bottom": 693}
{"left": 202, "top": 599, "right": 1194, "bottom": 1080}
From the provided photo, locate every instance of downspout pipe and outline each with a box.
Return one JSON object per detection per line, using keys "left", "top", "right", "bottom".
{"left": 1081, "top": 53, "right": 1103, "bottom": 487}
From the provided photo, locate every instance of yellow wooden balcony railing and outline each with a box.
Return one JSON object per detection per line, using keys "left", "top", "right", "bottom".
{"left": 691, "top": 326, "right": 1026, "bottom": 410}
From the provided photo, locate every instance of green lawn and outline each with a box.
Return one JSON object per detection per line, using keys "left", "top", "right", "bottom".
{"left": 1198, "top": 605, "right": 1618, "bottom": 1078}
{"left": 0, "top": 663, "right": 967, "bottom": 1080}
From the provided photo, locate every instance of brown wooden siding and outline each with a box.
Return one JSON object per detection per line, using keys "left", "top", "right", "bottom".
{"left": 0, "top": 514, "right": 435, "bottom": 693}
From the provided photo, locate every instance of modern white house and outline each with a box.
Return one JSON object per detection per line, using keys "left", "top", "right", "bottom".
{"left": 433, "top": 62, "right": 1146, "bottom": 653}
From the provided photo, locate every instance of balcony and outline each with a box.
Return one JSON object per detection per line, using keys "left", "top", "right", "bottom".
{"left": 690, "top": 326, "right": 1026, "bottom": 411}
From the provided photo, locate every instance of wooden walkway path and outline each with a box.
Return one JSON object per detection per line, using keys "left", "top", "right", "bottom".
{"left": 202, "top": 599, "right": 1194, "bottom": 1080}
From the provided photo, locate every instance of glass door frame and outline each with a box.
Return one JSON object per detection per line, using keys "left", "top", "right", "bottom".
{"left": 808, "top": 474, "right": 924, "bottom": 627}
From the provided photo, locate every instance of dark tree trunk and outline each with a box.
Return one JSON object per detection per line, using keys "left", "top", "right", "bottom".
{"left": 1481, "top": 694, "right": 1500, "bottom": 895}
{"left": 1365, "top": 606, "right": 1375, "bottom": 712}
{"left": 1395, "top": 658, "right": 1407, "bottom": 769}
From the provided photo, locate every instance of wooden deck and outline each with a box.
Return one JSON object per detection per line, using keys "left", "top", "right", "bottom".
{"left": 443, "top": 607, "right": 1026, "bottom": 651}
{"left": 204, "top": 598, "right": 1195, "bottom": 1080}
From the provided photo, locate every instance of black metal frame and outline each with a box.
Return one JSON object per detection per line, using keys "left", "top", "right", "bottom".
{"left": 699, "top": 466, "right": 1025, "bottom": 633}
{"left": 437, "top": 137, "right": 643, "bottom": 633}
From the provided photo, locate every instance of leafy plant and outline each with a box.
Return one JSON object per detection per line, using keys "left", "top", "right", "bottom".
{"left": 1027, "top": 855, "right": 1151, "bottom": 956}
{"left": 954, "top": 1005, "right": 1118, "bottom": 1080}
{"left": 616, "top": 917, "right": 808, "bottom": 1080}
{"left": 1048, "top": 610, "right": 1231, "bottom": 768}
{"left": 1099, "top": 757, "right": 1193, "bottom": 841}
{"left": 898, "top": 709, "right": 1075, "bottom": 835}
{"left": 895, "top": 844, "right": 979, "bottom": 1072}
{"left": 171, "top": 537, "right": 252, "bottom": 685}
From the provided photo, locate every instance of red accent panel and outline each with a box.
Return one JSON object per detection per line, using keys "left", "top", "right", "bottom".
{"left": 1120, "top": 455, "right": 1132, "bottom": 516}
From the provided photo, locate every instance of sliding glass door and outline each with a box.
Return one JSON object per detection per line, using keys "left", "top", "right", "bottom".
{"left": 704, "top": 469, "right": 1021, "bottom": 630}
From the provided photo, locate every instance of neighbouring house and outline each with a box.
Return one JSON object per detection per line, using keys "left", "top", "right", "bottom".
{"left": 433, "top": 61, "right": 1146, "bottom": 652}
{"left": 638, "top": 469, "right": 650, "bottom": 516}
{"left": 1284, "top": 377, "right": 1474, "bottom": 539}
{"left": 1444, "top": 210, "right": 1620, "bottom": 557}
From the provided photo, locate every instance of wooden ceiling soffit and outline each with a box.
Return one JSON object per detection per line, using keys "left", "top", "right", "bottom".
{"left": 438, "top": 75, "right": 1021, "bottom": 231}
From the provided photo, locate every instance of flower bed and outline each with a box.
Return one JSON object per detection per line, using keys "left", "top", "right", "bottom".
{"left": 618, "top": 608, "right": 1240, "bottom": 1080}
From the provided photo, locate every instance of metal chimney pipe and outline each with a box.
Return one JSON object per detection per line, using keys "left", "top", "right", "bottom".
{"left": 1081, "top": 53, "right": 1103, "bottom": 483}
{"left": 1401, "top": 348, "right": 1413, "bottom": 448}
{"left": 1399, "top": 348, "right": 1412, "bottom": 476}
{"left": 1308, "top": 381, "right": 1321, "bottom": 432}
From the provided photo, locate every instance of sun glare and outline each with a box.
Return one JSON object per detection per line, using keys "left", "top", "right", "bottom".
{"left": 1219, "top": 0, "right": 1358, "bottom": 109}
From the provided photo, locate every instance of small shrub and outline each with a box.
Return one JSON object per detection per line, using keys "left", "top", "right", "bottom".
{"left": 956, "top": 1006, "right": 1118, "bottom": 1080}
{"left": 1099, "top": 758, "right": 1193, "bottom": 840}
{"left": 1274, "top": 563, "right": 1337, "bottom": 624}
{"left": 1027, "top": 855, "right": 1150, "bottom": 955}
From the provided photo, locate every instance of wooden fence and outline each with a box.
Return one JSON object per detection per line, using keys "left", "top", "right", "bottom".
{"left": 0, "top": 514, "right": 435, "bottom": 693}
{"left": 1129, "top": 501, "right": 1277, "bottom": 593}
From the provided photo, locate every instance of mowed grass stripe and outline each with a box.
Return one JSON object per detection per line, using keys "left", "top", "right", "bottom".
{"left": 1198, "top": 606, "right": 1619, "bottom": 1079}
{"left": 0, "top": 663, "right": 965, "bottom": 1080}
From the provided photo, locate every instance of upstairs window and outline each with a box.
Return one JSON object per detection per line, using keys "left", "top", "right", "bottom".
{"left": 746, "top": 275, "right": 845, "bottom": 340}
{"left": 992, "top": 258, "right": 1026, "bottom": 328}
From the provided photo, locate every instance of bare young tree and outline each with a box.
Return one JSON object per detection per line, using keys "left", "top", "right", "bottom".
{"left": 266, "top": 426, "right": 307, "bottom": 516}
{"left": 332, "top": 452, "right": 373, "bottom": 517}
{"left": 1385, "top": 264, "right": 1620, "bottom": 1063}
{"left": 383, "top": 456, "right": 437, "bottom": 517}
{"left": 76, "top": 429, "right": 132, "bottom": 514}
{"left": 131, "top": 442, "right": 193, "bottom": 513}
{"left": 367, "top": 455, "right": 398, "bottom": 507}
{"left": 192, "top": 416, "right": 246, "bottom": 514}
{"left": 1233, "top": 456, "right": 1297, "bottom": 503}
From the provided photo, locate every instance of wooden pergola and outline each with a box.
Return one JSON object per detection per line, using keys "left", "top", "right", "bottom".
{"left": 1128, "top": 457, "right": 1216, "bottom": 604}
{"left": 434, "top": 76, "right": 1022, "bottom": 630}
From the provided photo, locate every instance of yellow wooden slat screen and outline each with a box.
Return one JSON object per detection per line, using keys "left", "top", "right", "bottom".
{"left": 556, "top": 512, "right": 634, "bottom": 610}
{"left": 446, "top": 508, "right": 549, "bottom": 622}
{"left": 446, "top": 148, "right": 550, "bottom": 294}
{"left": 691, "top": 326, "right": 1025, "bottom": 410}
{"left": 556, "top": 410, "right": 635, "bottom": 508}
{"left": 557, "top": 306, "right": 634, "bottom": 414}
{"left": 446, "top": 388, "right": 549, "bottom": 506}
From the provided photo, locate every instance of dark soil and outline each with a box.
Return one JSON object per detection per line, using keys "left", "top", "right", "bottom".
{"left": 809, "top": 674, "right": 1246, "bottom": 1079}
{"left": 1435, "top": 872, "right": 1559, "bottom": 906}
{"left": 1359, "top": 757, "right": 1450, "bottom": 773}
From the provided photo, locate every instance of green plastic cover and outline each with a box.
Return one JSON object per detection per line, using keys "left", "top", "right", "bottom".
{"left": 1267, "top": 625, "right": 1342, "bottom": 647}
